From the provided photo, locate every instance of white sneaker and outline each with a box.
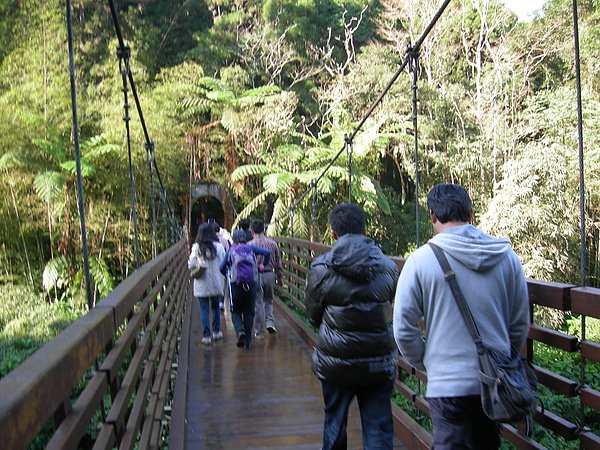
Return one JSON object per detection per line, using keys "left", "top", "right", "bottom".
{"left": 212, "top": 331, "right": 223, "bottom": 340}
{"left": 201, "top": 337, "right": 211, "bottom": 345}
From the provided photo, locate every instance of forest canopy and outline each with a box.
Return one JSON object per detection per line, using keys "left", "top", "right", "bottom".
{"left": 0, "top": 0, "right": 598, "bottom": 303}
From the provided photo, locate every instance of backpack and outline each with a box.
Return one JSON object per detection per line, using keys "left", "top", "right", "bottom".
{"left": 229, "top": 244, "right": 257, "bottom": 285}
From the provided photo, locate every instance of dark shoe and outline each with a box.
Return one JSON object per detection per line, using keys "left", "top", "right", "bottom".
{"left": 237, "top": 332, "right": 246, "bottom": 348}
{"left": 267, "top": 326, "right": 277, "bottom": 334}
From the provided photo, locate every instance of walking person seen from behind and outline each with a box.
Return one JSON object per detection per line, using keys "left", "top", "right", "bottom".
{"left": 393, "top": 183, "right": 529, "bottom": 449}
{"left": 248, "top": 219, "right": 283, "bottom": 338}
{"left": 188, "top": 223, "right": 226, "bottom": 346}
{"left": 220, "top": 230, "right": 270, "bottom": 349}
{"left": 305, "top": 203, "right": 399, "bottom": 450}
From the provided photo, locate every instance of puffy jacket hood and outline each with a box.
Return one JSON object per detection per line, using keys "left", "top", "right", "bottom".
{"left": 430, "top": 224, "right": 512, "bottom": 272}
{"left": 328, "top": 233, "right": 380, "bottom": 282}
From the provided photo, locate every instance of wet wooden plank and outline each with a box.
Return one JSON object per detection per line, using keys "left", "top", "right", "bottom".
{"left": 184, "top": 298, "right": 407, "bottom": 449}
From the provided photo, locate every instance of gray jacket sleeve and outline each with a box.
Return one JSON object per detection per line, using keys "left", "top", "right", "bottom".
{"left": 393, "top": 256, "right": 426, "bottom": 371}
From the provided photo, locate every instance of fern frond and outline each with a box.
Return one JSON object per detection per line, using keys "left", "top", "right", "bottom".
{"left": 263, "top": 173, "right": 295, "bottom": 194}
{"left": 236, "top": 85, "right": 281, "bottom": 107}
{"left": 231, "top": 164, "right": 275, "bottom": 182}
{"left": 33, "top": 138, "right": 67, "bottom": 162}
{"left": 90, "top": 256, "right": 114, "bottom": 299}
{"left": 0, "top": 151, "right": 26, "bottom": 171}
{"left": 232, "top": 191, "right": 272, "bottom": 229}
{"left": 352, "top": 172, "right": 391, "bottom": 215}
{"left": 197, "top": 77, "right": 229, "bottom": 91}
{"left": 274, "top": 144, "right": 305, "bottom": 163}
{"left": 60, "top": 160, "right": 95, "bottom": 177}
{"left": 291, "top": 209, "right": 310, "bottom": 239}
{"left": 34, "top": 171, "right": 65, "bottom": 203}
{"left": 42, "top": 256, "right": 70, "bottom": 292}
{"left": 220, "top": 109, "right": 240, "bottom": 132}
{"left": 269, "top": 197, "right": 288, "bottom": 234}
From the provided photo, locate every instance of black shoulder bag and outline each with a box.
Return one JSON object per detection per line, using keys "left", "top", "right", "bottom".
{"left": 428, "top": 242, "right": 538, "bottom": 435}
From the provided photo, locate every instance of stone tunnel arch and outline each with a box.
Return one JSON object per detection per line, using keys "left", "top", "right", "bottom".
{"left": 189, "top": 182, "right": 236, "bottom": 240}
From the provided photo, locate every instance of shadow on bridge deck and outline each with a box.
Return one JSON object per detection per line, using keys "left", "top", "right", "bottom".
{"left": 174, "top": 291, "right": 407, "bottom": 449}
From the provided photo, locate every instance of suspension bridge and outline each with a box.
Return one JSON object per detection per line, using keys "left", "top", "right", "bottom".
{"left": 1, "top": 0, "right": 599, "bottom": 448}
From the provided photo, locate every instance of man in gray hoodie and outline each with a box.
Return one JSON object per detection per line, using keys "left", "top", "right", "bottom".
{"left": 393, "top": 184, "right": 529, "bottom": 449}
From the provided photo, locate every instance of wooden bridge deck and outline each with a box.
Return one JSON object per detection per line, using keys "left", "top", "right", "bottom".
{"left": 175, "top": 292, "right": 407, "bottom": 449}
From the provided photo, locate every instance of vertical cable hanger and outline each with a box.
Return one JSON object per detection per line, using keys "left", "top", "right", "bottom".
{"left": 146, "top": 141, "right": 158, "bottom": 257}
{"left": 65, "top": 0, "right": 93, "bottom": 312}
{"left": 108, "top": 0, "right": 174, "bottom": 255}
{"left": 408, "top": 45, "right": 421, "bottom": 248}
{"left": 572, "top": 0, "right": 588, "bottom": 431}
{"left": 311, "top": 180, "right": 318, "bottom": 242}
{"left": 117, "top": 44, "right": 141, "bottom": 268}
{"left": 345, "top": 135, "right": 353, "bottom": 204}
{"left": 161, "top": 185, "right": 169, "bottom": 248}
{"left": 409, "top": 44, "right": 423, "bottom": 420}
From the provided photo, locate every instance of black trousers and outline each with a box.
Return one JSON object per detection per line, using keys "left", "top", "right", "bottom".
{"left": 428, "top": 395, "right": 500, "bottom": 449}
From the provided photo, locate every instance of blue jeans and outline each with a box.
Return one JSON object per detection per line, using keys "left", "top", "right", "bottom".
{"left": 321, "top": 379, "right": 394, "bottom": 450}
{"left": 198, "top": 296, "right": 221, "bottom": 338}
{"left": 428, "top": 396, "right": 500, "bottom": 449}
{"left": 230, "top": 282, "right": 256, "bottom": 347}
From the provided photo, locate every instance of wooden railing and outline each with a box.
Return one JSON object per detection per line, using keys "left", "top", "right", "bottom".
{"left": 274, "top": 236, "right": 600, "bottom": 450}
{"left": 0, "top": 240, "right": 189, "bottom": 450}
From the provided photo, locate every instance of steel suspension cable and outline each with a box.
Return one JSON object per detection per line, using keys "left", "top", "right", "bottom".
{"left": 572, "top": 0, "right": 588, "bottom": 430}
{"left": 118, "top": 45, "right": 141, "bottom": 267}
{"left": 409, "top": 48, "right": 421, "bottom": 247}
{"left": 65, "top": 0, "right": 106, "bottom": 422}
{"left": 66, "top": 0, "right": 92, "bottom": 312}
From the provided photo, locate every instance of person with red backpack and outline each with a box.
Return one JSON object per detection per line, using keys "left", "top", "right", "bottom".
{"left": 220, "top": 230, "right": 270, "bottom": 349}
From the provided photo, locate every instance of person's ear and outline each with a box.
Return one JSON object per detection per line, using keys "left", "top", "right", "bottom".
{"left": 429, "top": 209, "right": 437, "bottom": 224}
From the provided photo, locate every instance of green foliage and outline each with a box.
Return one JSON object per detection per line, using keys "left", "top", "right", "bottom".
{"left": 0, "top": 283, "right": 82, "bottom": 378}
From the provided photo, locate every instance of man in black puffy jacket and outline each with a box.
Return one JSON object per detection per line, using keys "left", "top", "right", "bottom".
{"left": 306, "top": 203, "right": 400, "bottom": 450}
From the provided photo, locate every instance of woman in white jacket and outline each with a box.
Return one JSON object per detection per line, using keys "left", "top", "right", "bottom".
{"left": 188, "top": 223, "right": 226, "bottom": 345}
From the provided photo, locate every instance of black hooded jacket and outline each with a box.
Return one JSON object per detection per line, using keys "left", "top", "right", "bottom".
{"left": 306, "top": 233, "right": 400, "bottom": 386}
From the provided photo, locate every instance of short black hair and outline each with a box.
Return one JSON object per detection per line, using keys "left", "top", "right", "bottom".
{"left": 426, "top": 184, "right": 473, "bottom": 224}
{"left": 329, "top": 203, "right": 366, "bottom": 237}
{"left": 239, "top": 218, "right": 250, "bottom": 230}
{"left": 250, "top": 220, "right": 264, "bottom": 234}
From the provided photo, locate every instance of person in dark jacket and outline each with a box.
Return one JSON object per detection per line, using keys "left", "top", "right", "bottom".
{"left": 306, "top": 203, "right": 400, "bottom": 450}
